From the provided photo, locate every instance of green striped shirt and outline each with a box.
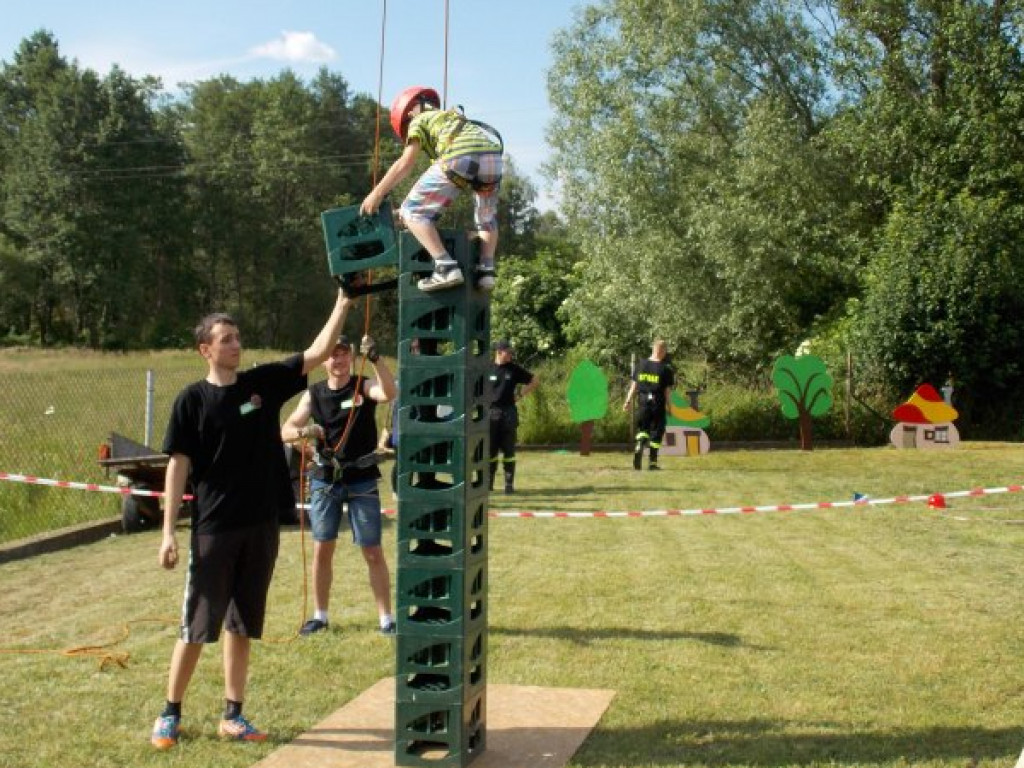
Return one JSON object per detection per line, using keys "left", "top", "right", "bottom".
{"left": 406, "top": 108, "right": 501, "bottom": 162}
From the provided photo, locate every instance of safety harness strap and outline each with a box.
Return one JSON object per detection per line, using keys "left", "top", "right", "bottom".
{"left": 439, "top": 107, "right": 503, "bottom": 193}
{"left": 310, "top": 450, "right": 389, "bottom": 483}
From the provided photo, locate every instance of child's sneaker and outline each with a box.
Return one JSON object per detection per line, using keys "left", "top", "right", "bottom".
{"left": 475, "top": 263, "right": 496, "bottom": 291}
{"left": 218, "top": 715, "right": 267, "bottom": 742}
{"left": 151, "top": 714, "right": 180, "bottom": 750}
{"left": 418, "top": 264, "right": 464, "bottom": 292}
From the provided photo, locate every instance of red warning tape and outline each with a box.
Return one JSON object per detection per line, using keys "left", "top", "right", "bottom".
{"left": 471, "top": 484, "right": 1024, "bottom": 518}
{"left": 3, "top": 471, "right": 1020, "bottom": 519}
{"left": 0, "top": 472, "right": 193, "bottom": 501}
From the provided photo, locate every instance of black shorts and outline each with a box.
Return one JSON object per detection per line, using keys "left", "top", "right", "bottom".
{"left": 180, "top": 520, "right": 279, "bottom": 643}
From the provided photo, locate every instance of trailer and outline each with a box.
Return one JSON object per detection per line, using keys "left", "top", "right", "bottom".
{"left": 97, "top": 432, "right": 183, "bottom": 533}
{"left": 98, "top": 433, "right": 309, "bottom": 531}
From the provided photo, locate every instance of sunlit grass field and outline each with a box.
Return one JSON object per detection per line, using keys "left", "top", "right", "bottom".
{"left": 2, "top": 445, "right": 1024, "bottom": 767}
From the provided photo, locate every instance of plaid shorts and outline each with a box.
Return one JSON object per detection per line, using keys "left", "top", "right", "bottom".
{"left": 400, "top": 153, "right": 502, "bottom": 232}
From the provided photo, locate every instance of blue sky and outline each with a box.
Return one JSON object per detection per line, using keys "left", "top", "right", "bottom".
{"left": 1, "top": 0, "right": 583, "bottom": 210}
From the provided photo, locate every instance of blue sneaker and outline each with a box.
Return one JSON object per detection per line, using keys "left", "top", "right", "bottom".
{"left": 151, "top": 714, "right": 180, "bottom": 750}
{"left": 218, "top": 715, "right": 267, "bottom": 742}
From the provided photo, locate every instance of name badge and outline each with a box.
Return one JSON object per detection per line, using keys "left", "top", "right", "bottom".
{"left": 240, "top": 394, "right": 263, "bottom": 415}
{"left": 340, "top": 394, "right": 363, "bottom": 410}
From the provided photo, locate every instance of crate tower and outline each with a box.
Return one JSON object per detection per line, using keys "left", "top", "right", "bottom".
{"left": 321, "top": 204, "right": 490, "bottom": 767}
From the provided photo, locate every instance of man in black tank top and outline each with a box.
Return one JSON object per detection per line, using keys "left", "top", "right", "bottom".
{"left": 282, "top": 334, "right": 397, "bottom": 636}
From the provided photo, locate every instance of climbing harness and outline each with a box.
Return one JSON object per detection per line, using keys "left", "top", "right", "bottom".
{"left": 439, "top": 106, "right": 504, "bottom": 193}
{"left": 310, "top": 449, "right": 391, "bottom": 485}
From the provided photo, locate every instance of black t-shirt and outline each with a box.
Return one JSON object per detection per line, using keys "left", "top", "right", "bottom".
{"left": 309, "top": 377, "right": 380, "bottom": 484}
{"left": 490, "top": 362, "right": 534, "bottom": 408}
{"left": 162, "top": 354, "right": 306, "bottom": 534}
{"left": 634, "top": 358, "right": 675, "bottom": 411}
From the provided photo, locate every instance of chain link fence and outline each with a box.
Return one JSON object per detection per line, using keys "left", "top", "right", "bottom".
{"left": 1, "top": 363, "right": 202, "bottom": 544}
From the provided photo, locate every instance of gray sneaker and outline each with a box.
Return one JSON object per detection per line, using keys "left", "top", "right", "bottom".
{"left": 418, "top": 265, "right": 464, "bottom": 292}
{"left": 475, "top": 264, "right": 496, "bottom": 291}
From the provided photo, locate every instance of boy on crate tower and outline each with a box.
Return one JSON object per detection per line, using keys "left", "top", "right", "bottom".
{"left": 359, "top": 85, "right": 503, "bottom": 293}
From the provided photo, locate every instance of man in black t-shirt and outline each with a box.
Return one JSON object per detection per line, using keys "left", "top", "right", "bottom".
{"left": 281, "top": 334, "right": 397, "bottom": 637}
{"left": 489, "top": 339, "right": 538, "bottom": 494}
{"left": 623, "top": 340, "right": 675, "bottom": 470}
{"left": 150, "top": 289, "right": 352, "bottom": 751}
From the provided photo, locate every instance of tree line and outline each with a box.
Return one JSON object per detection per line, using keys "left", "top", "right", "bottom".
{"left": 0, "top": 30, "right": 545, "bottom": 352}
{"left": 5, "top": 2, "right": 1024, "bottom": 437}
{"left": 547, "top": 0, "right": 1024, "bottom": 434}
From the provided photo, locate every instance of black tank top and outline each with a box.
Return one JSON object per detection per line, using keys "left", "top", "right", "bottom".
{"left": 309, "top": 378, "right": 380, "bottom": 483}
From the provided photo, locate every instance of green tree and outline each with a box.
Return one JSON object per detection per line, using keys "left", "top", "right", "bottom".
{"left": 0, "top": 31, "right": 189, "bottom": 346}
{"left": 496, "top": 156, "right": 540, "bottom": 257}
{"left": 548, "top": 1, "right": 853, "bottom": 371}
{"left": 772, "top": 353, "right": 834, "bottom": 450}
{"left": 0, "top": 31, "right": 97, "bottom": 343}
{"left": 176, "top": 71, "right": 381, "bottom": 350}
{"left": 490, "top": 239, "right": 581, "bottom": 361}
{"left": 828, "top": 0, "right": 1024, "bottom": 432}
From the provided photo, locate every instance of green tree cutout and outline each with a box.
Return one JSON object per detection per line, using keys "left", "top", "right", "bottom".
{"left": 772, "top": 354, "right": 833, "bottom": 451}
{"left": 566, "top": 359, "right": 608, "bottom": 456}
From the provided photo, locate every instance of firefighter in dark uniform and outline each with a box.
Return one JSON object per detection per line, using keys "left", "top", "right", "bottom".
{"left": 623, "top": 339, "right": 675, "bottom": 470}
{"left": 489, "top": 339, "right": 539, "bottom": 494}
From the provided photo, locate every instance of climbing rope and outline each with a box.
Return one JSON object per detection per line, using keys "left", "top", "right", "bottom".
{"left": 0, "top": 617, "right": 178, "bottom": 671}
{"left": 443, "top": 0, "right": 450, "bottom": 107}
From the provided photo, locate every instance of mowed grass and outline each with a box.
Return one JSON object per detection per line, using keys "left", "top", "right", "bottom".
{"left": 2, "top": 446, "right": 1024, "bottom": 767}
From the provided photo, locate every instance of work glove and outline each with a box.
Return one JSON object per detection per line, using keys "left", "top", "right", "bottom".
{"left": 299, "top": 424, "right": 325, "bottom": 442}
{"left": 339, "top": 271, "right": 370, "bottom": 298}
{"left": 360, "top": 335, "right": 380, "bottom": 363}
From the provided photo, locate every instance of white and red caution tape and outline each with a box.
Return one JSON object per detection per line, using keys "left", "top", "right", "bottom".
{"left": 0, "top": 472, "right": 194, "bottom": 502}
{"left": 464, "top": 484, "right": 1023, "bottom": 518}
{"left": 3, "top": 470, "right": 1021, "bottom": 519}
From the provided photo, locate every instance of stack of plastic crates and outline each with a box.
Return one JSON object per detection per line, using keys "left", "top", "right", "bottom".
{"left": 393, "top": 229, "right": 491, "bottom": 766}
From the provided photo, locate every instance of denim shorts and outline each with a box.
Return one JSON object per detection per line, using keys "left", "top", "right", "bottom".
{"left": 308, "top": 477, "right": 382, "bottom": 546}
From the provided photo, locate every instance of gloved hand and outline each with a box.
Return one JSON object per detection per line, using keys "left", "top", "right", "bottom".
{"left": 360, "top": 335, "right": 380, "bottom": 363}
{"left": 339, "top": 271, "right": 371, "bottom": 298}
{"left": 299, "top": 423, "right": 325, "bottom": 442}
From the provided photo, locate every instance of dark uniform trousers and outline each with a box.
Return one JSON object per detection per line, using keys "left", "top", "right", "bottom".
{"left": 489, "top": 405, "right": 518, "bottom": 490}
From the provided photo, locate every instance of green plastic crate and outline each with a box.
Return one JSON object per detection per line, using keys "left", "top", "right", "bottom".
{"left": 395, "top": 692, "right": 486, "bottom": 768}
{"left": 321, "top": 202, "right": 398, "bottom": 276}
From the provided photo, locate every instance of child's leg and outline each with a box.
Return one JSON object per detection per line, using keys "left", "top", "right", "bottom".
{"left": 401, "top": 166, "right": 464, "bottom": 292}
{"left": 404, "top": 217, "right": 449, "bottom": 259}
{"left": 473, "top": 168, "right": 501, "bottom": 290}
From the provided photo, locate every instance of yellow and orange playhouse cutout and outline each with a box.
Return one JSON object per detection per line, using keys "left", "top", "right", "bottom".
{"left": 889, "top": 384, "right": 959, "bottom": 450}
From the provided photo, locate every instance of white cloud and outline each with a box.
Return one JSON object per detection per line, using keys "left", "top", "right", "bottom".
{"left": 249, "top": 31, "right": 335, "bottom": 64}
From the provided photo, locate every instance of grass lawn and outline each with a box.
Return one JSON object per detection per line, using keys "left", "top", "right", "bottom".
{"left": 1, "top": 445, "right": 1024, "bottom": 767}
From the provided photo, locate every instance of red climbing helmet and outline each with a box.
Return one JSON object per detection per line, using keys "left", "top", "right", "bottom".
{"left": 390, "top": 86, "right": 440, "bottom": 140}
